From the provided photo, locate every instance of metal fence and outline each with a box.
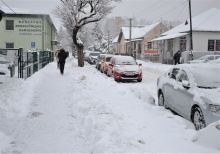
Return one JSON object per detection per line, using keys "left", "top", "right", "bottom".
{"left": 136, "top": 52, "right": 174, "bottom": 65}
{"left": 17, "top": 48, "right": 54, "bottom": 79}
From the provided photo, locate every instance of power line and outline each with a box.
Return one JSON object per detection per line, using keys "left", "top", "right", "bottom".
{"left": 0, "top": 0, "right": 54, "bottom": 34}
{"left": 147, "top": 0, "right": 188, "bottom": 22}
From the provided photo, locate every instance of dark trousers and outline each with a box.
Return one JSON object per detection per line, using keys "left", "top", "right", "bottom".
{"left": 174, "top": 60, "right": 180, "bottom": 65}
{"left": 59, "top": 62, "right": 65, "bottom": 74}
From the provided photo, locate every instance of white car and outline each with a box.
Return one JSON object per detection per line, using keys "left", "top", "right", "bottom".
{"left": 0, "top": 56, "right": 15, "bottom": 77}
{"left": 157, "top": 63, "right": 220, "bottom": 130}
{"left": 188, "top": 55, "right": 220, "bottom": 63}
{"left": 88, "top": 51, "right": 100, "bottom": 64}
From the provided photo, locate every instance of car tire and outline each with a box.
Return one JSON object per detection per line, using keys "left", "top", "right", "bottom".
{"left": 158, "top": 91, "right": 167, "bottom": 108}
{"left": 192, "top": 107, "right": 206, "bottom": 130}
{"left": 137, "top": 79, "right": 142, "bottom": 82}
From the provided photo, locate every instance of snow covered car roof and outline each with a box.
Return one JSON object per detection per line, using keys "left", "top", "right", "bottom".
{"left": 173, "top": 63, "right": 220, "bottom": 88}
{"left": 112, "top": 55, "right": 137, "bottom": 65}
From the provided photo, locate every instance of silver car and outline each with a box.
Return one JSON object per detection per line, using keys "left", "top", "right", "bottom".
{"left": 157, "top": 63, "right": 220, "bottom": 130}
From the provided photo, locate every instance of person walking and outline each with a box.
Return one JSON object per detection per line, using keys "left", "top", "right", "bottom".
{"left": 55, "top": 49, "right": 60, "bottom": 68}
{"left": 58, "top": 48, "right": 67, "bottom": 75}
{"left": 173, "top": 50, "right": 181, "bottom": 65}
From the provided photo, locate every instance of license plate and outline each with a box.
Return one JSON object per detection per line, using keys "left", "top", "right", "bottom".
{"left": 126, "top": 72, "right": 134, "bottom": 76}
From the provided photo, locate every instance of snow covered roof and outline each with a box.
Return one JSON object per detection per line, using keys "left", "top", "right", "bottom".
{"left": 1, "top": 6, "right": 57, "bottom": 31}
{"left": 152, "top": 33, "right": 188, "bottom": 41}
{"left": 1, "top": 6, "right": 43, "bottom": 15}
{"left": 163, "top": 8, "right": 220, "bottom": 35}
{"left": 121, "top": 22, "right": 160, "bottom": 40}
{"left": 112, "top": 35, "right": 119, "bottom": 43}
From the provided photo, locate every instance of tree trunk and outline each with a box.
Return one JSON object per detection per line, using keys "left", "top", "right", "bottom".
{"left": 77, "top": 45, "right": 84, "bottom": 67}
{"left": 72, "top": 26, "right": 84, "bottom": 67}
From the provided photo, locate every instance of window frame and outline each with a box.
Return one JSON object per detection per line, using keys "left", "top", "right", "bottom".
{"left": 5, "top": 42, "right": 14, "bottom": 48}
{"left": 5, "top": 20, "right": 14, "bottom": 31}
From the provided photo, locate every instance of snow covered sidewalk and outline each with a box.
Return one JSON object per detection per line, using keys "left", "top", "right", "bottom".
{"left": 0, "top": 57, "right": 220, "bottom": 153}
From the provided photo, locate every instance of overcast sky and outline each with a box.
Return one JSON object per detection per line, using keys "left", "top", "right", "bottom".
{"left": 1, "top": 0, "right": 220, "bottom": 29}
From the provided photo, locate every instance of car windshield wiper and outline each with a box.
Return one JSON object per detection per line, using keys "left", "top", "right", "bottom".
{"left": 197, "top": 86, "right": 217, "bottom": 89}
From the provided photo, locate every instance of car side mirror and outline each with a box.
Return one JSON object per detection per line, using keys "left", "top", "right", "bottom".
{"left": 138, "top": 63, "right": 142, "bottom": 66}
{"left": 182, "top": 80, "right": 190, "bottom": 89}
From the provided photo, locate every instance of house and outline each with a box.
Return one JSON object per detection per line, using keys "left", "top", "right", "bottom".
{"left": 117, "top": 22, "right": 168, "bottom": 57}
{"left": 0, "top": 6, "right": 57, "bottom": 51}
{"left": 152, "top": 8, "right": 220, "bottom": 64}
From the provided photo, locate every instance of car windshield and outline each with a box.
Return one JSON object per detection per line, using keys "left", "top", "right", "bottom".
{"left": 106, "top": 57, "right": 112, "bottom": 62}
{"left": 198, "top": 55, "right": 211, "bottom": 60}
{"left": 191, "top": 66, "right": 220, "bottom": 88}
{"left": 90, "top": 53, "right": 100, "bottom": 56}
{"left": 115, "top": 57, "right": 137, "bottom": 65}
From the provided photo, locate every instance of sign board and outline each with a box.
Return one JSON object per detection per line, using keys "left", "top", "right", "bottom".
{"left": 51, "top": 40, "right": 59, "bottom": 45}
{"left": 31, "top": 42, "right": 35, "bottom": 48}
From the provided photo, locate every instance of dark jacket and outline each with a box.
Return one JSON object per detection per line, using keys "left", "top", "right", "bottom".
{"left": 58, "top": 49, "right": 67, "bottom": 63}
{"left": 173, "top": 51, "right": 181, "bottom": 61}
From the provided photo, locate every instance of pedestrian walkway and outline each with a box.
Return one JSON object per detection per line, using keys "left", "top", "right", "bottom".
{"left": 4, "top": 59, "right": 87, "bottom": 153}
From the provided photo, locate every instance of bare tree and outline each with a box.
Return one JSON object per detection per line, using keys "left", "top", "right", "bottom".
{"left": 53, "top": 0, "right": 121, "bottom": 67}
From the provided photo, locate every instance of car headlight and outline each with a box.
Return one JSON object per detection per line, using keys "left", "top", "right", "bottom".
{"left": 209, "top": 104, "right": 220, "bottom": 113}
{"left": 135, "top": 69, "right": 142, "bottom": 74}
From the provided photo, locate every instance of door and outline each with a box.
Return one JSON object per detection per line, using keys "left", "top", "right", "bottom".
{"left": 163, "top": 68, "right": 179, "bottom": 109}
{"left": 175, "top": 70, "right": 193, "bottom": 119}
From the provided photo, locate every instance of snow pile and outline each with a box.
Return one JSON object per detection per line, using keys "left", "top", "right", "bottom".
{"left": 192, "top": 120, "right": 220, "bottom": 149}
{"left": 0, "top": 72, "right": 42, "bottom": 118}
{"left": 0, "top": 132, "right": 10, "bottom": 153}
{"left": 0, "top": 57, "right": 219, "bottom": 153}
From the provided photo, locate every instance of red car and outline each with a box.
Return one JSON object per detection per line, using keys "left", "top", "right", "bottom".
{"left": 107, "top": 55, "right": 142, "bottom": 82}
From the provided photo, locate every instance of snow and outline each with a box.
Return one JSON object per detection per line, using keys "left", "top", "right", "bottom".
{"left": 121, "top": 22, "right": 160, "bottom": 40}
{"left": 162, "top": 8, "right": 220, "bottom": 35}
{"left": 0, "top": 56, "right": 220, "bottom": 153}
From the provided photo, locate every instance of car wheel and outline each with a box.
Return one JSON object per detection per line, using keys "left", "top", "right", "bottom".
{"left": 158, "top": 91, "right": 167, "bottom": 108}
{"left": 192, "top": 107, "right": 206, "bottom": 130}
{"left": 137, "top": 79, "right": 142, "bottom": 82}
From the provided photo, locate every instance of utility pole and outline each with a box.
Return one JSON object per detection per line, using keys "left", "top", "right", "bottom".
{"left": 189, "top": 0, "right": 193, "bottom": 60}
{"left": 108, "top": 30, "right": 110, "bottom": 53}
{"left": 128, "top": 18, "right": 133, "bottom": 57}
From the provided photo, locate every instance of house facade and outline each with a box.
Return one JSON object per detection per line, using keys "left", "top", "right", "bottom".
{"left": 0, "top": 7, "right": 57, "bottom": 51}
{"left": 116, "top": 22, "right": 168, "bottom": 57}
{"left": 152, "top": 8, "right": 220, "bottom": 63}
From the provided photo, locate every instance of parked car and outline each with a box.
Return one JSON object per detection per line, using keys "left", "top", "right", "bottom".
{"left": 188, "top": 55, "right": 220, "bottom": 63}
{"left": 207, "top": 57, "right": 220, "bottom": 63}
{"left": 107, "top": 55, "right": 142, "bottom": 82}
{"left": 0, "top": 56, "right": 15, "bottom": 77}
{"left": 83, "top": 51, "right": 91, "bottom": 61}
{"left": 88, "top": 51, "right": 100, "bottom": 64}
{"left": 157, "top": 63, "right": 220, "bottom": 130}
{"left": 95, "top": 54, "right": 107, "bottom": 70}
{"left": 100, "top": 54, "right": 113, "bottom": 74}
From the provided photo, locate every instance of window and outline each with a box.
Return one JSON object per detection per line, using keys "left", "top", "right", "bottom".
{"left": 5, "top": 20, "right": 14, "bottom": 30}
{"left": 6, "top": 43, "right": 14, "bottom": 48}
{"left": 178, "top": 70, "right": 188, "bottom": 82}
{"left": 170, "top": 68, "right": 179, "bottom": 80}
{"left": 147, "top": 42, "right": 152, "bottom": 49}
{"left": 216, "top": 40, "right": 220, "bottom": 51}
{"left": 208, "top": 40, "right": 220, "bottom": 51}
